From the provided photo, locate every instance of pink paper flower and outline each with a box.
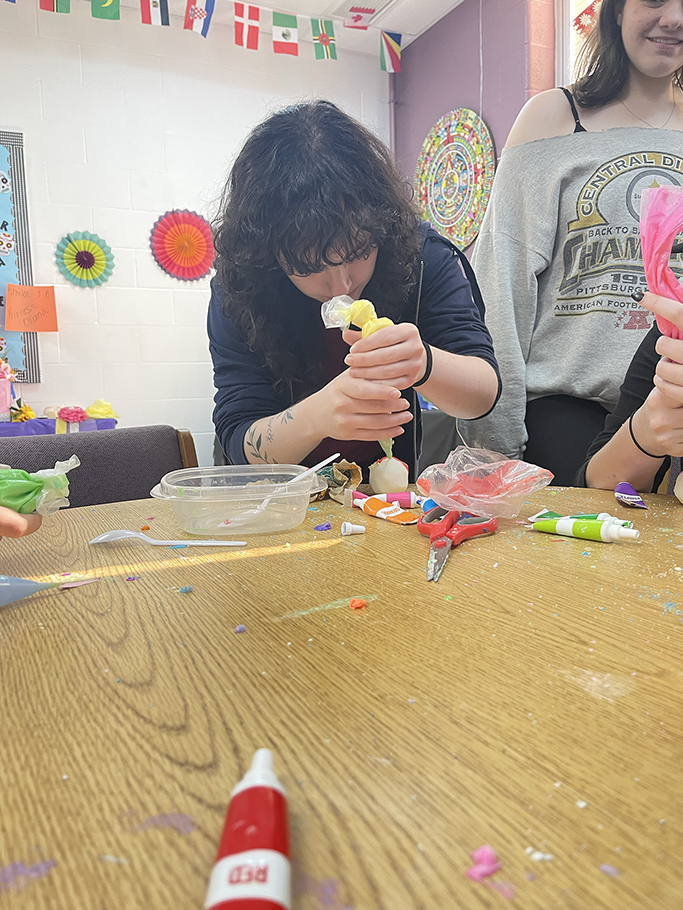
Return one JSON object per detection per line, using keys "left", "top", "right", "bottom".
{"left": 0, "top": 360, "right": 16, "bottom": 381}
{"left": 58, "top": 406, "right": 88, "bottom": 423}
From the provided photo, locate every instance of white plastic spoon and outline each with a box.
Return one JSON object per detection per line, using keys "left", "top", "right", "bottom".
{"left": 89, "top": 530, "right": 247, "bottom": 547}
{"left": 219, "top": 452, "right": 341, "bottom": 527}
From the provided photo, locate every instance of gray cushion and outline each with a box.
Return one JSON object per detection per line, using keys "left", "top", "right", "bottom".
{"left": 0, "top": 425, "right": 186, "bottom": 508}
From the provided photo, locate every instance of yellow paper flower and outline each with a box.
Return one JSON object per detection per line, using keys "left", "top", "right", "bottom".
{"left": 85, "top": 399, "right": 120, "bottom": 419}
{"left": 11, "top": 402, "right": 36, "bottom": 422}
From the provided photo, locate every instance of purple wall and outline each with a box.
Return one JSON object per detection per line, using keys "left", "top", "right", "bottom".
{"left": 394, "top": 0, "right": 536, "bottom": 182}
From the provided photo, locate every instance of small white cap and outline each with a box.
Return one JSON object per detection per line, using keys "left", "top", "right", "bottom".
{"left": 231, "top": 748, "right": 286, "bottom": 797}
{"left": 341, "top": 522, "right": 366, "bottom": 536}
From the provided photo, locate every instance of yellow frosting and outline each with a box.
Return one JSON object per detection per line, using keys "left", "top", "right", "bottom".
{"left": 85, "top": 399, "right": 120, "bottom": 419}
{"left": 346, "top": 299, "right": 395, "bottom": 338}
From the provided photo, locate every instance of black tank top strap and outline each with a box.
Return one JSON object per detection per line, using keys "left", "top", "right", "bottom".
{"left": 559, "top": 86, "right": 587, "bottom": 133}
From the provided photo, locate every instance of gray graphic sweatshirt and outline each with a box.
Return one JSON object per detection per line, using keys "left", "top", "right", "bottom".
{"left": 459, "top": 128, "right": 683, "bottom": 459}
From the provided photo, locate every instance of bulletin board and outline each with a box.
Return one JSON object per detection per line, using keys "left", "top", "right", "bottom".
{"left": 0, "top": 131, "right": 40, "bottom": 383}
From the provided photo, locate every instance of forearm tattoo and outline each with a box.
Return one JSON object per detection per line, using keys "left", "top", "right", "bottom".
{"left": 247, "top": 409, "right": 294, "bottom": 462}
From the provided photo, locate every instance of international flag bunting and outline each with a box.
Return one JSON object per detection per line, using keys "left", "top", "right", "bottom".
{"left": 344, "top": 6, "right": 374, "bottom": 29}
{"left": 311, "top": 19, "right": 336, "bottom": 60}
{"left": 235, "top": 2, "right": 259, "bottom": 50}
{"left": 3, "top": 0, "right": 16, "bottom": 4}
{"left": 141, "top": 0, "right": 169, "bottom": 26}
{"left": 573, "top": 0, "right": 601, "bottom": 38}
{"left": 92, "top": 0, "right": 120, "bottom": 19}
{"left": 40, "top": 0, "right": 70, "bottom": 11}
{"left": 272, "top": 11, "right": 298, "bottom": 56}
{"left": 184, "top": 0, "right": 215, "bottom": 36}
{"left": 380, "top": 30, "right": 401, "bottom": 73}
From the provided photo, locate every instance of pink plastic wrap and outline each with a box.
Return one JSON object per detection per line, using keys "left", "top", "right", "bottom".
{"left": 417, "top": 446, "right": 554, "bottom": 519}
{"left": 640, "top": 185, "right": 683, "bottom": 339}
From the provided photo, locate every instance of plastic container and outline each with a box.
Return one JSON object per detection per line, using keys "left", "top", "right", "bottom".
{"left": 150, "top": 465, "right": 327, "bottom": 536}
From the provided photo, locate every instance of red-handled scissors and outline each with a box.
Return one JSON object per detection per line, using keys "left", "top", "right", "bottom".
{"left": 417, "top": 506, "right": 498, "bottom": 582}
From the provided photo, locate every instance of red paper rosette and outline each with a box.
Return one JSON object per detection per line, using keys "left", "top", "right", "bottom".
{"left": 150, "top": 210, "right": 214, "bottom": 281}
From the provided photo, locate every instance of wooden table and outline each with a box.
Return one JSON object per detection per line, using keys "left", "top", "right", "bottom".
{"left": 1, "top": 487, "right": 682, "bottom": 909}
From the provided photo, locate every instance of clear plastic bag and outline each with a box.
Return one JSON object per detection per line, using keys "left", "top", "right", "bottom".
{"left": 416, "top": 446, "right": 553, "bottom": 519}
{"left": 640, "top": 185, "right": 683, "bottom": 339}
{"left": 320, "top": 295, "right": 393, "bottom": 337}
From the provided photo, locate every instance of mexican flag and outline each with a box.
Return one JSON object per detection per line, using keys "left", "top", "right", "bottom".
{"left": 92, "top": 0, "right": 120, "bottom": 19}
{"left": 273, "top": 11, "right": 298, "bottom": 56}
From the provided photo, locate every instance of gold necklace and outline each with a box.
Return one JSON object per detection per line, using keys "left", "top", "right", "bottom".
{"left": 620, "top": 97, "right": 676, "bottom": 129}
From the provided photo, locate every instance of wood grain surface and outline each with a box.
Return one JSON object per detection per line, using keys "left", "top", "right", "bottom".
{"left": 1, "top": 487, "right": 682, "bottom": 909}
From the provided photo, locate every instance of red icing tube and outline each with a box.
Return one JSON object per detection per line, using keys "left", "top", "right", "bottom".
{"left": 205, "top": 749, "right": 290, "bottom": 910}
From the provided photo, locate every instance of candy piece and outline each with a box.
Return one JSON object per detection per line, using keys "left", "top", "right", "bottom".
{"left": 614, "top": 481, "right": 647, "bottom": 509}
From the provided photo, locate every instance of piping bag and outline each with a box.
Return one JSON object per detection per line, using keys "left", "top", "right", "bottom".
{"left": 321, "top": 295, "right": 397, "bottom": 461}
{"left": 0, "top": 574, "right": 100, "bottom": 608}
{"left": 0, "top": 455, "right": 80, "bottom": 515}
{"left": 0, "top": 575, "right": 61, "bottom": 608}
{"left": 640, "top": 185, "right": 683, "bottom": 339}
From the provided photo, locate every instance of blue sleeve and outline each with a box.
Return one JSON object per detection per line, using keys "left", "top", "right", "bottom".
{"left": 207, "top": 280, "right": 282, "bottom": 465}
{"left": 417, "top": 232, "right": 501, "bottom": 407}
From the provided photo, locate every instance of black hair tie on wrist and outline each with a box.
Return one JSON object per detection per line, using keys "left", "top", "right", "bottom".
{"left": 628, "top": 412, "right": 665, "bottom": 459}
{"left": 413, "top": 341, "right": 433, "bottom": 388}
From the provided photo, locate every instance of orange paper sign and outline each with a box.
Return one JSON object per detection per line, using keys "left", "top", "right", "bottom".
{"left": 4, "top": 284, "right": 58, "bottom": 332}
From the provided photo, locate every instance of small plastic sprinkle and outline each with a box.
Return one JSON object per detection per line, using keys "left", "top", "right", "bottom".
{"left": 235, "top": 624, "right": 247, "bottom": 633}
{"left": 314, "top": 522, "right": 332, "bottom": 531}
{"left": 179, "top": 586, "right": 193, "bottom": 594}
{"left": 125, "top": 576, "right": 139, "bottom": 582}
{"left": 349, "top": 598, "right": 366, "bottom": 610}
{"left": 600, "top": 864, "right": 620, "bottom": 877}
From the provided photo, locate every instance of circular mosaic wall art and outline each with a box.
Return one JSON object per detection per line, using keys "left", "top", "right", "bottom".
{"left": 414, "top": 109, "right": 495, "bottom": 248}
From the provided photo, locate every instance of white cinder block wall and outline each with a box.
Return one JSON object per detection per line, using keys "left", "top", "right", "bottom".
{"left": 0, "top": 0, "right": 390, "bottom": 465}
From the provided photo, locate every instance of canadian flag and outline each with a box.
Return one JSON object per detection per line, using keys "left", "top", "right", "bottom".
{"left": 343, "top": 6, "right": 375, "bottom": 29}
{"left": 235, "top": 2, "right": 260, "bottom": 50}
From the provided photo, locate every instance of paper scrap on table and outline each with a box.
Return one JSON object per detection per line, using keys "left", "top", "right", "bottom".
{"left": 5, "top": 284, "right": 58, "bottom": 332}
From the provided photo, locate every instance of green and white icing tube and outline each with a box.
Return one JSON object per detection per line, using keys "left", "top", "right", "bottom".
{"left": 531, "top": 517, "right": 639, "bottom": 542}
{"left": 528, "top": 508, "right": 633, "bottom": 527}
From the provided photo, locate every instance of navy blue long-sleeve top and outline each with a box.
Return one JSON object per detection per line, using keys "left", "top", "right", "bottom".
{"left": 208, "top": 224, "right": 501, "bottom": 480}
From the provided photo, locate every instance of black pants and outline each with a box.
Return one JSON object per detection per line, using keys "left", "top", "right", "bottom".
{"left": 524, "top": 395, "right": 609, "bottom": 487}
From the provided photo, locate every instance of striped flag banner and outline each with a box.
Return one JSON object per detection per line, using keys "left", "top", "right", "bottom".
{"left": 272, "top": 11, "right": 298, "bottom": 56}
{"left": 92, "top": 0, "right": 120, "bottom": 19}
{"left": 380, "top": 30, "right": 401, "bottom": 73}
{"left": 235, "top": 2, "right": 259, "bottom": 50}
{"left": 2, "top": 0, "right": 16, "bottom": 5}
{"left": 141, "top": 0, "right": 169, "bottom": 26}
{"left": 311, "top": 19, "right": 336, "bottom": 60}
{"left": 184, "top": 0, "right": 215, "bottom": 36}
{"left": 39, "top": 0, "right": 70, "bottom": 11}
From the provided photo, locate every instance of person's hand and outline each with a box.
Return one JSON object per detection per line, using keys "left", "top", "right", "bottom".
{"left": 342, "top": 322, "right": 427, "bottom": 389}
{"left": 0, "top": 505, "right": 42, "bottom": 540}
{"left": 313, "top": 368, "right": 412, "bottom": 441}
{"left": 633, "top": 292, "right": 683, "bottom": 456}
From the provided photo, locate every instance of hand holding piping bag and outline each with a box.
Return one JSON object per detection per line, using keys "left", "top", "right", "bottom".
{"left": 632, "top": 291, "right": 683, "bottom": 458}
{"left": 322, "top": 296, "right": 427, "bottom": 458}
